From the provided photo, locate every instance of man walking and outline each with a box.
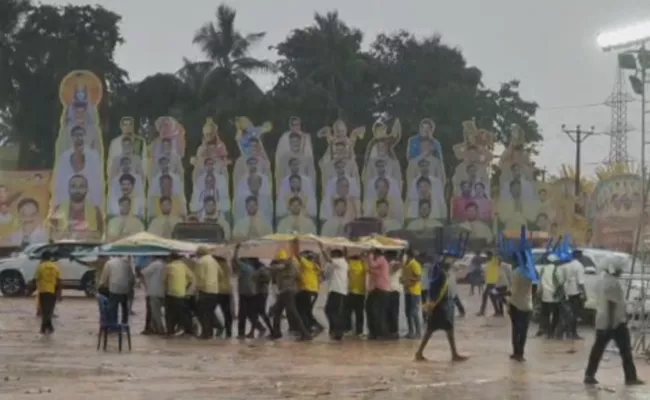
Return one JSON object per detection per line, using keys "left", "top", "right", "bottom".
{"left": 366, "top": 249, "right": 391, "bottom": 340}
{"left": 564, "top": 250, "right": 586, "bottom": 339}
{"left": 403, "top": 249, "right": 423, "bottom": 339}
{"left": 584, "top": 257, "right": 644, "bottom": 386}
{"left": 538, "top": 254, "right": 565, "bottom": 338}
{"left": 233, "top": 244, "right": 265, "bottom": 338}
{"left": 268, "top": 248, "right": 312, "bottom": 341}
{"left": 477, "top": 252, "right": 500, "bottom": 316}
{"left": 508, "top": 251, "right": 534, "bottom": 362}
{"left": 140, "top": 256, "right": 167, "bottom": 335}
{"left": 32, "top": 251, "right": 61, "bottom": 335}
{"left": 415, "top": 256, "right": 467, "bottom": 362}
{"left": 195, "top": 247, "right": 222, "bottom": 339}
{"left": 346, "top": 255, "right": 367, "bottom": 337}
{"left": 163, "top": 253, "right": 195, "bottom": 336}
{"left": 387, "top": 254, "right": 403, "bottom": 338}
{"left": 323, "top": 248, "right": 348, "bottom": 341}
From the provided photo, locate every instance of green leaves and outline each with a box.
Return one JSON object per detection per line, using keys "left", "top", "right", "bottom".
{"left": 1, "top": 1, "right": 127, "bottom": 168}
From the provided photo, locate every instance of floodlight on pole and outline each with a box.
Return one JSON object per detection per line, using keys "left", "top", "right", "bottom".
{"left": 599, "top": 20, "right": 650, "bottom": 356}
{"left": 597, "top": 20, "right": 650, "bottom": 51}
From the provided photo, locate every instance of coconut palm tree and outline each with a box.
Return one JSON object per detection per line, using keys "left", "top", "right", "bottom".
{"left": 184, "top": 4, "right": 275, "bottom": 105}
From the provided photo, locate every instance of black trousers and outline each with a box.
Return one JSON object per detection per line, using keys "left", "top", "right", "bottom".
{"left": 325, "top": 291, "right": 346, "bottom": 337}
{"left": 479, "top": 284, "right": 499, "bottom": 314}
{"left": 296, "top": 290, "right": 321, "bottom": 331}
{"left": 238, "top": 294, "right": 263, "bottom": 336}
{"left": 567, "top": 294, "right": 583, "bottom": 335}
{"left": 539, "top": 301, "right": 560, "bottom": 336}
{"left": 38, "top": 292, "right": 56, "bottom": 333}
{"left": 454, "top": 296, "right": 466, "bottom": 315}
{"left": 509, "top": 304, "right": 531, "bottom": 357}
{"left": 198, "top": 292, "right": 219, "bottom": 337}
{"left": 585, "top": 324, "right": 638, "bottom": 381}
{"left": 273, "top": 291, "right": 310, "bottom": 337}
{"left": 252, "top": 293, "right": 273, "bottom": 333}
{"left": 144, "top": 296, "right": 152, "bottom": 332}
{"left": 346, "top": 293, "right": 365, "bottom": 334}
{"left": 164, "top": 295, "right": 191, "bottom": 335}
{"left": 420, "top": 290, "right": 430, "bottom": 321}
{"left": 366, "top": 289, "right": 389, "bottom": 338}
{"left": 386, "top": 291, "right": 400, "bottom": 335}
{"left": 215, "top": 293, "right": 233, "bottom": 336}
{"left": 109, "top": 292, "right": 130, "bottom": 324}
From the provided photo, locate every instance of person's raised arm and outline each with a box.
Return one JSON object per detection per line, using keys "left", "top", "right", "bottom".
{"left": 232, "top": 243, "right": 241, "bottom": 270}
{"left": 185, "top": 262, "right": 196, "bottom": 292}
{"left": 98, "top": 261, "right": 110, "bottom": 289}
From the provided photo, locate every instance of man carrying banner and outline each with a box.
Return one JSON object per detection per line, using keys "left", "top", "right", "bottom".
{"left": 415, "top": 253, "right": 467, "bottom": 362}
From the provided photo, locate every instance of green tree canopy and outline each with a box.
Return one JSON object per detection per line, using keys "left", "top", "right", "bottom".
{"left": 2, "top": 2, "right": 127, "bottom": 167}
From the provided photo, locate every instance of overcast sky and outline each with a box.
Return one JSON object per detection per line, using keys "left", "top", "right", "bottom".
{"left": 47, "top": 0, "right": 650, "bottom": 178}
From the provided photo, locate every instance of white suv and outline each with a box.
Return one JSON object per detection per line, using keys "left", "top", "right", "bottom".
{"left": 0, "top": 241, "right": 99, "bottom": 297}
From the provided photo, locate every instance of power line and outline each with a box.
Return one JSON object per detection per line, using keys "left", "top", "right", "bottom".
{"left": 538, "top": 102, "right": 605, "bottom": 111}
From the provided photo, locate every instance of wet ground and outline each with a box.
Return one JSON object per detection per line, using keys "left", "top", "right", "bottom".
{"left": 1, "top": 287, "right": 649, "bottom": 400}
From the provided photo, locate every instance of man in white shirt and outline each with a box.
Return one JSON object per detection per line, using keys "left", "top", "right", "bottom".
{"left": 564, "top": 251, "right": 586, "bottom": 340}
{"left": 387, "top": 256, "right": 403, "bottom": 339}
{"left": 507, "top": 251, "right": 534, "bottom": 362}
{"left": 537, "top": 255, "right": 566, "bottom": 338}
{"left": 322, "top": 248, "right": 349, "bottom": 341}
{"left": 140, "top": 257, "right": 166, "bottom": 335}
{"left": 584, "top": 256, "right": 643, "bottom": 386}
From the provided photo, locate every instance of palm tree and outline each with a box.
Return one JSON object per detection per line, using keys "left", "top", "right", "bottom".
{"left": 273, "top": 11, "right": 371, "bottom": 116}
{"left": 185, "top": 4, "right": 275, "bottom": 103}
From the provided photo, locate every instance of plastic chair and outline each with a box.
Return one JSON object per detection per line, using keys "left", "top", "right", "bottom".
{"left": 96, "top": 295, "right": 132, "bottom": 352}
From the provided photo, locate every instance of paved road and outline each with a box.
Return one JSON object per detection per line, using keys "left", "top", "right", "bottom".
{"left": 0, "top": 287, "right": 648, "bottom": 399}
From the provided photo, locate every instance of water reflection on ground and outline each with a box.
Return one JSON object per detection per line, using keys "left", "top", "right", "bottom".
{"left": 0, "top": 289, "right": 648, "bottom": 400}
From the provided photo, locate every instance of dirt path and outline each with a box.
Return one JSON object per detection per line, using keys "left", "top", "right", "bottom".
{"left": 0, "top": 289, "right": 647, "bottom": 399}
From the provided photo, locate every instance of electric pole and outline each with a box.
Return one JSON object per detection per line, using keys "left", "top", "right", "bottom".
{"left": 561, "top": 124, "right": 596, "bottom": 209}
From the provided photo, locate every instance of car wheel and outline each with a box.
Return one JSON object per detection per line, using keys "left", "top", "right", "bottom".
{"left": 0, "top": 270, "right": 26, "bottom": 297}
{"left": 81, "top": 271, "right": 96, "bottom": 298}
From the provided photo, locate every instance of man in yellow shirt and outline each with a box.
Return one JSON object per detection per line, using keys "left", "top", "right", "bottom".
{"left": 403, "top": 249, "right": 423, "bottom": 338}
{"left": 295, "top": 251, "right": 324, "bottom": 334}
{"left": 194, "top": 247, "right": 223, "bottom": 339}
{"left": 32, "top": 251, "right": 61, "bottom": 335}
{"left": 346, "top": 255, "right": 367, "bottom": 336}
{"left": 163, "top": 253, "right": 195, "bottom": 336}
{"left": 478, "top": 251, "right": 501, "bottom": 316}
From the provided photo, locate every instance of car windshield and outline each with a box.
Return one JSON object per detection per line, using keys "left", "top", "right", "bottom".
{"left": 22, "top": 243, "right": 47, "bottom": 256}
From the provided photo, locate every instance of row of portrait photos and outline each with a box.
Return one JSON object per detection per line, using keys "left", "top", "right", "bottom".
{"left": 45, "top": 70, "right": 553, "bottom": 245}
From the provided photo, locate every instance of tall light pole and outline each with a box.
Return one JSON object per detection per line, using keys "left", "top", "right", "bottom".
{"left": 598, "top": 21, "right": 650, "bottom": 203}
{"left": 597, "top": 21, "right": 650, "bottom": 354}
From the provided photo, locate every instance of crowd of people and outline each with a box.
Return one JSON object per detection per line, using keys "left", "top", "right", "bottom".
{"left": 29, "top": 240, "right": 646, "bottom": 386}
